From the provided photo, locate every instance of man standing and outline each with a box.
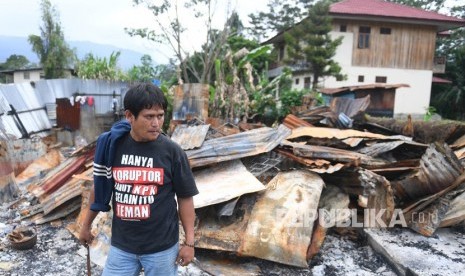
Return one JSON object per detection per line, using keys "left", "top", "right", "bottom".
{"left": 79, "top": 83, "right": 198, "bottom": 275}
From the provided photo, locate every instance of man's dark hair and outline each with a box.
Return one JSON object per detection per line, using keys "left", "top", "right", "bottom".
{"left": 123, "top": 83, "right": 167, "bottom": 118}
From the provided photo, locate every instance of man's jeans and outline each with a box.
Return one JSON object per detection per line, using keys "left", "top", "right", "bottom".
{"left": 102, "top": 243, "right": 179, "bottom": 276}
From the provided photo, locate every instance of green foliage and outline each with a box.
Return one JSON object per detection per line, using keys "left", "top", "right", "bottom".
{"left": 423, "top": 106, "right": 437, "bottom": 121}
{"left": 284, "top": 0, "right": 345, "bottom": 89}
{"left": 127, "top": 55, "right": 157, "bottom": 82}
{"left": 211, "top": 45, "right": 273, "bottom": 121}
{"left": 249, "top": 69, "right": 293, "bottom": 125}
{"left": 76, "top": 51, "right": 125, "bottom": 81}
{"left": 279, "top": 88, "right": 310, "bottom": 116}
{"left": 28, "top": 0, "right": 75, "bottom": 79}
{"left": 1, "top": 55, "right": 30, "bottom": 69}
{"left": 0, "top": 55, "right": 31, "bottom": 83}
{"left": 247, "top": 0, "right": 315, "bottom": 41}
{"left": 431, "top": 46, "right": 465, "bottom": 120}
{"left": 128, "top": 0, "right": 231, "bottom": 84}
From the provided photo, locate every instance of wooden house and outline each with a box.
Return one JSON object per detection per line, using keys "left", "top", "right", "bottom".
{"left": 263, "top": 0, "right": 465, "bottom": 117}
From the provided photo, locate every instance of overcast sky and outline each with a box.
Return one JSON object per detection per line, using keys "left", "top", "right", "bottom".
{"left": 0, "top": 0, "right": 268, "bottom": 63}
{"left": 0, "top": 0, "right": 463, "bottom": 64}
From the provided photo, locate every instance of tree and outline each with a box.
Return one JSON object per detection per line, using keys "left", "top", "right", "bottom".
{"left": 284, "top": 0, "right": 344, "bottom": 89}
{"left": 76, "top": 52, "right": 125, "bottom": 81}
{"left": 247, "top": 0, "right": 315, "bottom": 41}
{"left": 430, "top": 2, "right": 465, "bottom": 120}
{"left": 126, "top": 0, "right": 234, "bottom": 84}
{"left": 1, "top": 55, "right": 30, "bottom": 69}
{"left": 127, "top": 54, "right": 157, "bottom": 82}
{"left": 431, "top": 47, "right": 465, "bottom": 120}
{"left": 28, "top": 0, "right": 74, "bottom": 79}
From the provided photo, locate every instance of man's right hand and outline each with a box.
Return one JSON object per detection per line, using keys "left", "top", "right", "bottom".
{"left": 79, "top": 226, "right": 94, "bottom": 246}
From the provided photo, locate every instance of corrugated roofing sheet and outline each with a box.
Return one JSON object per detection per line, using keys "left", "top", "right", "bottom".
{"left": 186, "top": 124, "right": 291, "bottom": 168}
{"left": 239, "top": 170, "right": 324, "bottom": 267}
{"left": 170, "top": 124, "right": 210, "bottom": 150}
{"left": 0, "top": 79, "right": 129, "bottom": 138}
{"left": 193, "top": 160, "right": 265, "bottom": 208}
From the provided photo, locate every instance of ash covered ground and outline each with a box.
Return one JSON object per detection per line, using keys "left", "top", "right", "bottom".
{"left": 1, "top": 203, "right": 396, "bottom": 276}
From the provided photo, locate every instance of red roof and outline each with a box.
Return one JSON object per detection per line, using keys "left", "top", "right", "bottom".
{"left": 330, "top": 0, "right": 465, "bottom": 26}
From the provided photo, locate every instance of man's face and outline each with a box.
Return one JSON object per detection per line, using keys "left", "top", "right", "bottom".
{"left": 126, "top": 105, "right": 165, "bottom": 142}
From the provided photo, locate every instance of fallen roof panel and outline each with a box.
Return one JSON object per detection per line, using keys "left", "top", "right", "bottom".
{"left": 186, "top": 124, "right": 291, "bottom": 168}
{"left": 239, "top": 170, "right": 324, "bottom": 268}
{"left": 170, "top": 124, "right": 210, "bottom": 150}
{"left": 193, "top": 160, "right": 265, "bottom": 208}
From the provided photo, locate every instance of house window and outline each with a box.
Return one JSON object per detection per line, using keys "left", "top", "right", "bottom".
{"left": 380, "top": 27, "right": 391, "bottom": 35}
{"left": 295, "top": 78, "right": 300, "bottom": 85}
{"left": 358, "top": 26, "right": 371, "bottom": 49}
{"left": 375, "top": 76, "right": 387, "bottom": 83}
{"left": 304, "top": 77, "right": 311, "bottom": 89}
{"left": 23, "top": 72, "right": 30, "bottom": 80}
{"left": 340, "top": 25, "right": 347, "bottom": 32}
{"left": 358, "top": 75, "right": 365, "bottom": 82}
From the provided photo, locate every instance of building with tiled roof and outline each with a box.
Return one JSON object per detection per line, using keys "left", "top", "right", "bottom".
{"left": 264, "top": 0, "right": 465, "bottom": 117}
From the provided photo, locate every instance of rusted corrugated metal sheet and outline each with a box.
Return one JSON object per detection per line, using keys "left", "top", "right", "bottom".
{"left": 170, "top": 124, "right": 210, "bottom": 150}
{"left": 7, "top": 137, "right": 47, "bottom": 176}
{"left": 440, "top": 189, "right": 465, "bottom": 227}
{"left": 451, "top": 134, "right": 465, "bottom": 148}
{"left": 358, "top": 140, "right": 427, "bottom": 157}
{"left": 403, "top": 172, "right": 465, "bottom": 236}
{"left": 15, "top": 149, "right": 63, "bottom": 190}
{"left": 282, "top": 114, "right": 313, "bottom": 129}
{"left": 186, "top": 124, "right": 291, "bottom": 168}
{"left": 193, "top": 160, "right": 265, "bottom": 208}
{"left": 275, "top": 148, "right": 345, "bottom": 174}
{"left": 238, "top": 170, "right": 324, "bottom": 268}
{"left": 330, "top": 95, "right": 371, "bottom": 118}
{"left": 283, "top": 140, "right": 387, "bottom": 167}
{"left": 194, "top": 194, "right": 257, "bottom": 252}
{"left": 34, "top": 197, "right": 81, "bottom": 225}
{"left": 29, "top": 152, "right": 91, "bottom": 198}
{"left": 392, "top": 143, "right": 464, "bottom": 201}
{"left": 455, "top": 147, "right": 465, "bottom": 160}
{"left": 308, "top": 185, "right": 350, "bottom": 259}
{"left": 40, "top": 168, "right": 92, "bottom": 214}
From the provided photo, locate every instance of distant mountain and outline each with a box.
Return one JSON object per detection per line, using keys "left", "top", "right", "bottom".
{"left": 0, "top": 35, "right": 150, "bottom": 70}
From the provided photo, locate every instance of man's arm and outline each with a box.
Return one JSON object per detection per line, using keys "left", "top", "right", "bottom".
{"left": 79, "top": 188, "right": 98, "bottom": 246}
{"left": 176, "top": 196, "right": 196, "bottom": 266}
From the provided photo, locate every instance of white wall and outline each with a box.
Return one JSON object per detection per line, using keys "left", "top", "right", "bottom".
{"left": 322, "top": 67, "right": 432, "bottom": 116}
{"left": 310, "top": 30, "right": 432, "bottom": 117}
{"left": 13, "top": 70, "right": 42, "bottom": 83}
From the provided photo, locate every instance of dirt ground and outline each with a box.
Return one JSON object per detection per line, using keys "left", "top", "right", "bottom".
{"left": 1, "top": 206, "right": 397, "bottom": 276}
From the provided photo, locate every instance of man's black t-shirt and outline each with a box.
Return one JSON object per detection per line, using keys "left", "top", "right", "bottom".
{"left": 110, "top": 133, "right": 198, "bottom": 254}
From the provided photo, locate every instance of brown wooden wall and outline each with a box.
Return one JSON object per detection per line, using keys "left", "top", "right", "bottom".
{"left": 333, "top": 19, "right": 437, "bottom": 70}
